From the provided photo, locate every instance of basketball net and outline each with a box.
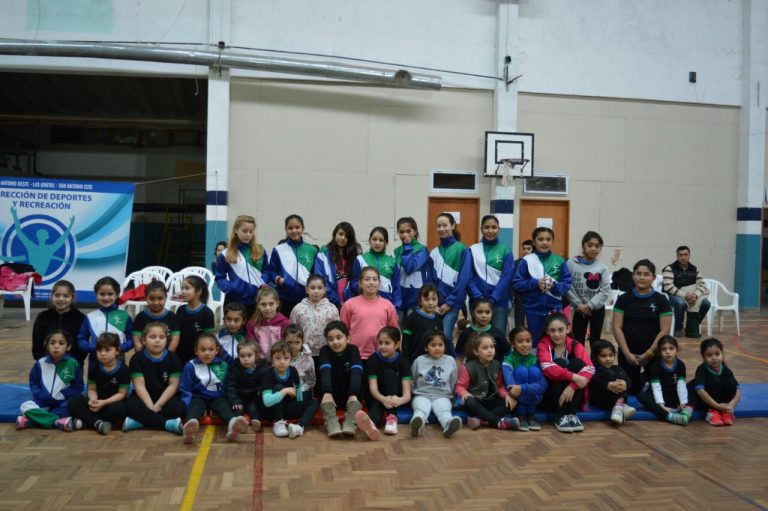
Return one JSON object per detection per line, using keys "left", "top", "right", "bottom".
{"left": 499, "top": 158, "right": 524, "bottom": 186}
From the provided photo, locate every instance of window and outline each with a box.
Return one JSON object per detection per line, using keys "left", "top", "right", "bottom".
{"left": 429, "top": 170, "right": 479, "bottom": 194}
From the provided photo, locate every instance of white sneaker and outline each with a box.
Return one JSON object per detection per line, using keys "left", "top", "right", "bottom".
{"left": 610, "top": 405, "right": 624, "bottom": 424}
{"left": 383, "top": 414, "right": 398, "bottom": 435}
{"left": 288, "top": 424, "right": 304, "bottom": 439}
{"left": 273, "top": 419, "right": 289, "bottom": 437}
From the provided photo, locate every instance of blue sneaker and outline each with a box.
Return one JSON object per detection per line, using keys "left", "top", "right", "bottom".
{"left": 165, "top": 418, "right": 183, "bottom": 435}
{"left": 122, "top": 417, "right": 144, "bottom": 432}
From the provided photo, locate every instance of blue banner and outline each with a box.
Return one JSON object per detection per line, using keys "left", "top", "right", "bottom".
{"left": 0, "top": 176, "right": 134, "bottom": 302}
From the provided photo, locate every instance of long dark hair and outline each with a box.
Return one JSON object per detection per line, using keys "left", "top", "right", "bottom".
{"left": 328, "top": 221, "right": 360, "bottom": 275}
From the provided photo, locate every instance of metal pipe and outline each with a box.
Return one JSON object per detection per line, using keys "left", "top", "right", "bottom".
{"left": 0, "top": 40, "right": 442, "bottom": 90}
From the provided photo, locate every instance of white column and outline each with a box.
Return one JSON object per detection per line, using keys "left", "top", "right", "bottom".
{"left": 491, "top": 1, "right": 519, "bottom": 249}
{"left": 734, "top": 0, "right": 767, "bottom": 309}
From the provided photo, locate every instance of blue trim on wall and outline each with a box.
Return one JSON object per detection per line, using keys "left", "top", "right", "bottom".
{"left": 490, "top": 200, "right": 514, "bottom": 214}
{"left": 735, "top": 233, "right": 760, "bottom": 309}
{"left": 206, "top": 191, "right": 228, "bottom": 206}
{"left": 736, "top": 207, "right": 761, "bottom": 221}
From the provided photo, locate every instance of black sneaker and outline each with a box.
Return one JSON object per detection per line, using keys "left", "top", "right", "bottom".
{"left": 95, "top": 420, "right": 112, "bottom": 435}
{"left": 527, "top": 414, "right": 542, "bottom": 431}
{"left": 497, "top": 416, "right": 520, "bottom": 431}
{"left": 569, "top": 415, "right": 584, "bottom": 433}
{"left": 555, "top": 415, "right": 573, "bottom": 433}
{"left": 517, "top": 417, "right": 530, "bottom": 431}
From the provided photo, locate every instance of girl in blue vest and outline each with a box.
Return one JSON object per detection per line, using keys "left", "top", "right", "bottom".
{"left": 77, "top": 276, "right": 133, "bottom": 367}
{"left": 394, "top": 217, "right": 433, "bottom": 323}
{"left": 468, "top": 215, "right": 516, "bottom": 334}
{"left": 430, "top": 212, "right": 472, "bottom": 354}
{"left": 512, "top": 227, "right": 572, "bottom": 346}
{"left": 214, "top": 214, "right": 269, "bottom": 319}
{"left": 267, "top": 214, "right": 318, "bottom": 316}
{"left": 314, "top": 221, "right": 360, "bottom": 307}
{"left": 347, "top": 226, "right": 402, "bottom": 311}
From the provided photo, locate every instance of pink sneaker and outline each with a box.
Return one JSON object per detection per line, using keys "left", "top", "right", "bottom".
{"left": 383, "top": 414, "right": 398, "bottom": 435}
{"left": 355, "top": 410, "right": 380, "bottom": 441}
{"left": 16, "top": 415, "right": 30, "bottom": 430}
{"left": 722, "top": 411, "right": 735, "bottom": 426}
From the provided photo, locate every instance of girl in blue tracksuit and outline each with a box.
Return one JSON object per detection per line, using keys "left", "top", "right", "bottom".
{"left": 430, "top": 212, "right": 472, "bottom": 353}
{"left": 347, "top": 226, "right": 402, "bottom": 311}
{"left": 468, "top": 215, "right": 516, "bottom": 334}
{"left": 314, "top": 221, "right": 360, "bottom": 307}
{"left": 214, "top": 214, "right": 269, "bottom": 319}
{"left": 179, "top": 333, "right": 249, "bottom": 444}
{"left": 17, "top": 330, "right": 84, "bottom": 431}
{"left": 512, "top": 227, "right": 572, "bottom": 346}
{"left": 394, "top": 217, "right": 433, "bottom": 322}
{"left": 267, "top": 214, "right": 318, "bottom": 316}
{"left": 501, "top": 326, "right": 547, "bottom": 431}
{"left": 78, "top": 276, "right": 133, "bottom": 366}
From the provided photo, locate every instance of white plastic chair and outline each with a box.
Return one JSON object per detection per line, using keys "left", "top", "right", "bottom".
{"left": 166, "top": 267, "right": 217, "bottom": 314}
{"left": 703, "top": 278, "right": 740, "bottom": 336}
{"left": 121, "top": 270, "right": 167, "bottom": 317}
{"left": 142, "top": 266, "right": 173, "bottom": 284}
{"left": 0, "top": 275, "right": 35, "bottom": 321}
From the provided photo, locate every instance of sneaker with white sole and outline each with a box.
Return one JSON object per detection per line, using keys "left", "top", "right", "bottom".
{"left": 122, "top": 417, "right": 144, "bottom": 432}
{"left": 409, "top": 414, "right": 425, "bottom": 437}
{"left": 226, "top": 416, "right": 248, "bottom": 441}
{"left": 622, "top": 404, "right": 637, "bottom": 421}
{"left": 165, "top": 418, "right": 182, "bottom": 435}
{"left": 497, "top": 416, "right": 520, "bottom": 431}
{"left": 383, "top": 414, "right": 398, "bottom": 435}
{"left": 16, "top": 415, "right": 30, "bottom": 430}
{"left": 356, "top": 411, "right": 381, "bottom": 441}
{"left": 250, "top": 419, "right": 262, "bottom": 432}
{"left": 442, "top": 416, "right": 462, "bottom": 438}
{"left": 183, "top": 419, "right": 199, "bottom": 444}
{"left": 54, "top": 417, "right": 75, "bottom": 432}
{"left": 610, "top": 405, "right": 624, "bottom": 424}
{"left": 288, "top": 424, "right": 304, "bottom": 439}
{"left": 527, "top": 414, "right": 542, "bottom": 431}
{"left": 94, "top": 420, "right": 112, "bottom": 435}
{"left": 555, "top": 415, "right": 573, "bottom": 433}
{"left": 570, "top": 415, "right": 584, "bottom": 432}
{"left": 467, "top": 416, "right": 482, "bottom": 430}
{"left": 273, "top": 419, "right": 289, "bottom": 437}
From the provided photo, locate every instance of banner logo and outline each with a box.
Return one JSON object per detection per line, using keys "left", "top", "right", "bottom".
{"left": 2, "top": 209, "right": 76, "bottom": 285}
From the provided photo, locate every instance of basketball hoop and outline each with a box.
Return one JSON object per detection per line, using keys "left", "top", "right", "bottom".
{"left": 498, "top": 158, "right": 529, "bottom": 186}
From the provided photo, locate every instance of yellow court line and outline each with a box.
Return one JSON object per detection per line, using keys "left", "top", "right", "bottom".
{"left": 180, "top": 425, "right": 215, "bottom": 511}
{"left": 725, "top": 349, "right": 768, "bottom": 365}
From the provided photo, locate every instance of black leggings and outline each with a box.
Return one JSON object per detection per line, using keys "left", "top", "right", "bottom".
{"left": 687, "top": 378, "right": 738, "bottom": 412}
{"left": 367, "top": 369, "right": 404, "bottom": 426}
{"left": 126, "top": 394, "right": 186, "bottom": 429}
{"left": 636, "top": 390, "right": 673, "bottom": 421}
{"left": 542, "top": 357, "right": 585, "bottom": 420}
{"left": 571, "top": 307, "right": 606, "bottom": 347}
{"left": 262, "top": 392, "right": 319, "bottom": 427}
{"left": 588, "top": 384, "right": 627, "bottom": 409}
{"left": 461, "top": 396, "right": 508, "bottom": 427}
{"left": 187, "top": 396, "right": 236, "bottom": 423}
{"left": 68, "top": 395, "right": 127, "bottom": 428}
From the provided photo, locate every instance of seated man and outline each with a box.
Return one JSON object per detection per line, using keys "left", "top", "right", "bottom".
{"left": 662, "top": 246, "right": 710, "bottom": 338}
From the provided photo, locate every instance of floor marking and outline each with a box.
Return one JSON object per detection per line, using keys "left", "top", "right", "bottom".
{"left": 180, "top": 425, "right": 215, "bottom": 511}
{"left": 252, "top": 431, "right": 264, "bottom": 511}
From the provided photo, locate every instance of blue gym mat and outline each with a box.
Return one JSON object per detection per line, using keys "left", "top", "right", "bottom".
{"left": 2, "top": 383, "right": 767, "bottom": 424}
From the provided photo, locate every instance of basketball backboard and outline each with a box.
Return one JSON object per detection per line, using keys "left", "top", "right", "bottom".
{"left": 484, "top": 131, "right": 534, "bottom": 178}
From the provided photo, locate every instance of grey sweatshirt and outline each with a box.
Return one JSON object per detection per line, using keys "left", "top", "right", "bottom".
{"left": 411, "top": 354, "right": 458, "bottom": 398}
{"left": 565, "top": 256, "right": 611, "bottom": 310}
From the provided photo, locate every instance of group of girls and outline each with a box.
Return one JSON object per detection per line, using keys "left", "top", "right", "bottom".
{"left": 20, "top": 213, "right": 741, "bottom": 438}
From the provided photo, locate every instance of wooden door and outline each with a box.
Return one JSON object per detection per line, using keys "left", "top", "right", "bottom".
{"left": 426, "top": 197, "right": 480, "bottom": 250}
{"left": 518, "top": 199, "right": 570, "bottom": 257}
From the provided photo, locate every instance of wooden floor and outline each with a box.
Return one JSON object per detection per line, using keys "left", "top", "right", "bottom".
{"left": 1, "top": 306, "right": 766, "bottom": 510}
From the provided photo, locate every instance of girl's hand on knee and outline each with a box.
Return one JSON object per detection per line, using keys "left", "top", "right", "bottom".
{"left": 559, "top": 387, "right": 575, "bottom": 406}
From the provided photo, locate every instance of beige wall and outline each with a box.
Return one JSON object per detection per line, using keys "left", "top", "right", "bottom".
{"left": 229, "top": 79, "right": 493, "bottom": 250}
{"left": 228, "top": 80, "right": 739, "bottom": 287}
{"left": 519, "top": 93, "right": 739, "bottom": 287}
